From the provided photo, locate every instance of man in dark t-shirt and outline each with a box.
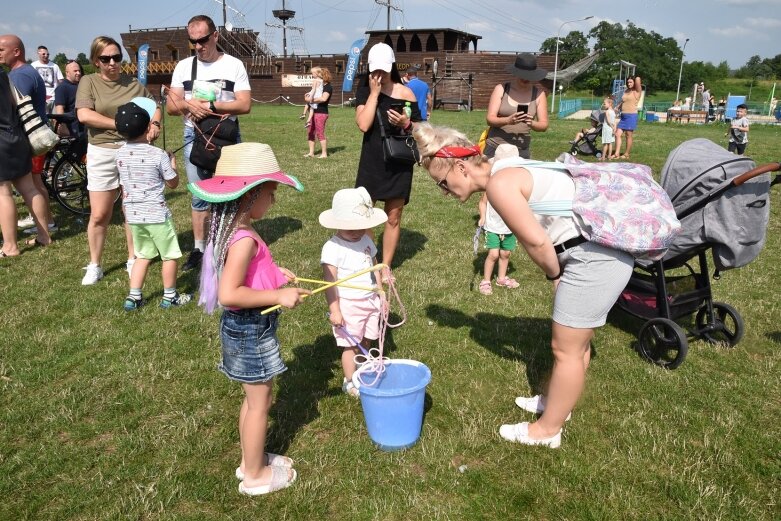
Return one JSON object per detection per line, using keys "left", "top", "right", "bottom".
{"left": 54, "top": 61, "right": 85, "bottom": 137}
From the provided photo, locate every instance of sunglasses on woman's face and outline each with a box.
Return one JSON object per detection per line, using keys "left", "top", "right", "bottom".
{"left": 98, "top": 54, "right": 122, "bottom": 64}
{"left": 188, "top": 33, "right": 214, "bottom": 46}
{"left": 436, "top": 165, "right": 454, "bottom": 195}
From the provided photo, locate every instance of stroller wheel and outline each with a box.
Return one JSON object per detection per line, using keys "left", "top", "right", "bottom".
{"left": 638, "top": 318, "right": 688, "bottom": 369}
{"left": 695, "top": 302, "right": 744, "bottom": 347}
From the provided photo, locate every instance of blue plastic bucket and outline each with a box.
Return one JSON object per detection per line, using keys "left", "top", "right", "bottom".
{"left": 352, "top": 359, "right": 432, "bottom": 451}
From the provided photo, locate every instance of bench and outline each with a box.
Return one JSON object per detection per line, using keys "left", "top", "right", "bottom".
{"left": 667, "top": 110, "right": 708, "bottom": 124}
{"left": 434, "top": 98, "right": 469, "bottom": 111}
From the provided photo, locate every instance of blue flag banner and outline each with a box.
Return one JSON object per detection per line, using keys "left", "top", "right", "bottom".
{"left": 137, "top": 44, "right": 149, "bottom": 86}
{"left": 342, "top": 38, "right": 367, "bottom": 92}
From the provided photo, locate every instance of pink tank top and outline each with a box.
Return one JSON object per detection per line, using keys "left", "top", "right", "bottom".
{"left": 230, "top": 229, "right": 287, "bottom": 291}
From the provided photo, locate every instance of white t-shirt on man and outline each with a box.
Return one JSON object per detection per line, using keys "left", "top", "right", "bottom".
{"left": 170, "top": 54, "right": 250, "bottom": 127}
{"left": 30, "top": 60, "right": 63, "bottom": 99}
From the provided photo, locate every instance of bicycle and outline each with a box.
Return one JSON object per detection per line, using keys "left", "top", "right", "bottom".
{"left": 42, "top": 113, "right": 91, "bottom": 215}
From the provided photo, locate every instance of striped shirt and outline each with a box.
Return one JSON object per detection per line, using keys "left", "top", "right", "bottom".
{"left": 116, "top": 143, "right": 177, "bottom": 224}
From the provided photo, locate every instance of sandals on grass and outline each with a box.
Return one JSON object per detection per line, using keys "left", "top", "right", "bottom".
{"left": 478, "top": 279, "right": 492, "bottom": 295}
{"left": 496, "top": 277, "right": 520, "bottom": 289}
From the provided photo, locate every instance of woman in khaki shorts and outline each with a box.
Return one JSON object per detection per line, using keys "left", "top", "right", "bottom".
{"left": 75, "top": 36, "right": 162, "bottom": 285}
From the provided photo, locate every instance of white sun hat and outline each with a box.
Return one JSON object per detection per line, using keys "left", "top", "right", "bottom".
{"left": 319, "top": 187, "right": 388, "bottom": 230}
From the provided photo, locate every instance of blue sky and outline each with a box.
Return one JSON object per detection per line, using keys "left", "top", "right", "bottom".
{"left": 2, "top": 0, "right": 780, "bottom": 69}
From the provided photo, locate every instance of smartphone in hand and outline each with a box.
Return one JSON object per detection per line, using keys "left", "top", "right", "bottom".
{"left": 389, "top": 103, "right": 406, "bottom": 114}
{"left": 516, "top": 104, "right": 529, "bottom": 115}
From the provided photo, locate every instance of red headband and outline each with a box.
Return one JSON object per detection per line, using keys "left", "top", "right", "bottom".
{"left": 434, "top": 145, "right": 481, "bottom": 158}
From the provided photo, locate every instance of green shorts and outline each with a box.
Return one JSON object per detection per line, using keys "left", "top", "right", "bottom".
{"left": 485, "top": 231, "right": 517, "bottom": 251}
{"left": 130, "top": 219, "right": 183, "bottom": 261}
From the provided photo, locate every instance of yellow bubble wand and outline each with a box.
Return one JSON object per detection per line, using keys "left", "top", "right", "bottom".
{"left": 261, "top": 263, "right": 387, "bottom": 315}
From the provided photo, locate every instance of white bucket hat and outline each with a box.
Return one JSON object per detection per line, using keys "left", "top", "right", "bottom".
{"left": 368, "top": 43, "right": 395, "bottom": 73}
{"left": 319, "top": 187, "right": 388, "bottom": 230}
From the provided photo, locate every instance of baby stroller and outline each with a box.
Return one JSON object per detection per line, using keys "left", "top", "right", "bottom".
{"left": 616, "top": 138, "right": 780, "bottom": 369}
{"left": 568, "top": 110, "right": 603, "bottom": 158}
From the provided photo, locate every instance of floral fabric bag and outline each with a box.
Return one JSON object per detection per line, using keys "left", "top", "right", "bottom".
{"left": 492, "top": 154, "right": 682, "bottom": 261}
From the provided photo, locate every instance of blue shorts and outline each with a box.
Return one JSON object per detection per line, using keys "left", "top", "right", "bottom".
{"left": 183, "top": 125, "right": 242, "bottom": 211}
{"left": 617, "top": 113, "right": 638, "bottom": 131}
{"left": 218, "top": 309, "right": 287, "bottom": 384}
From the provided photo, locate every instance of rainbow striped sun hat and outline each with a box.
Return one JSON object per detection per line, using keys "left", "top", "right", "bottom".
{"left": 188, "top": 142, "right": 304, "bottom": 203}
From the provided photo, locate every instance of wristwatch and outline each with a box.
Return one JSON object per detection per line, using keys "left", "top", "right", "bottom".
{"left": 209, "top": 101, "right": 217, "bottom": 113}
{"left": 151, "top": 121, "right": 161, "bottom": 128}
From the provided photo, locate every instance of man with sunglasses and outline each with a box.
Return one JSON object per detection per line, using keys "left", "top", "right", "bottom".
{"left": 31, "top": 45, "right": 63, "bottom": 112}
{"left": 168, "top": 14, "right": 251, "bottom": 272}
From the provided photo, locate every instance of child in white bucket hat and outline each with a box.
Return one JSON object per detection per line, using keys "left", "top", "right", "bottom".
{"left": 319, "top": 187, "right": 388, "bottom": 397}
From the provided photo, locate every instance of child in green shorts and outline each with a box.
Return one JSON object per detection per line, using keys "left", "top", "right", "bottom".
{"left": 477, "top": 144, "right": 522, "bottom": 295}
{"left": 114, "top": 98, "right": 191, "bottom": 310}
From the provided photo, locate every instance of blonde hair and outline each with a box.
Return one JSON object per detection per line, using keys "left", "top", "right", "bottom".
{"left": 89, "top": 36, "right": 122, "bottom": 63}
{"left": 310, "top": 66, "right": 321, "bottom": 78}
{"left": 319, "top": 67, "right": 332, "bottom": 83}
{"left": 412, "top": 123, "right": 486, "bottom": 172}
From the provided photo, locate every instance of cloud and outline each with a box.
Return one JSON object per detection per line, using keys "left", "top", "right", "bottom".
{"left": 34, "top": 10, "right": 64, "bottom": 22}
{"left": 324, "top": 30, "right": 347, "bottom": 43}
{"left": 719, "top": 0, "right": 781, "bottom": 5}
{"left": 745, "top": 17, "right": 781, "bottom": 28}
{"left": 709, "top": 25, "right": 754, "bottom": 37}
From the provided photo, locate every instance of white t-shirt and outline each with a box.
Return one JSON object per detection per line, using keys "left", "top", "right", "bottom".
{"left": 30, "top": 60, "right": 64, "bottom": 99}
{"left": 320, "top": 234, "right": 377, "bottom": 300}
{"left": 729, "top": 117, "right": 749, "bottom": 144}
{"left": 170, "top": 54, "right": 251, "bottom": 127}
{"left": 116, "top": 143, "right": 177, "bottom": 224}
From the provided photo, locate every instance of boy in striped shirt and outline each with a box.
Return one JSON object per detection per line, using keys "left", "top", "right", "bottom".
{"left": 115, "top": 98, "right": 191, "bottom": 310}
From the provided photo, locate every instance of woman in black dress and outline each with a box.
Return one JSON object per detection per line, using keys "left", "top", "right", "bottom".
{"left": 0, "top": 69, "right": 52, "bottom": 256}
{"left": 354, "top": 43, "right": 421, "bottom": 278}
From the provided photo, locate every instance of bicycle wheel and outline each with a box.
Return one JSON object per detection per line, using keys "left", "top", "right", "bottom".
{"left": 51, "top": 157, "right": 90, "bottom": 215}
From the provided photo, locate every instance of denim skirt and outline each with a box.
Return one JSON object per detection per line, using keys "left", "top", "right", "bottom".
{"left": 218, "top": 308, "right": 287, "bottom": 384}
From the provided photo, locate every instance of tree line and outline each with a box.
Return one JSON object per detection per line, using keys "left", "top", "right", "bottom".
{"left": 540, "top": 21, "right": 780, "bottom": 95}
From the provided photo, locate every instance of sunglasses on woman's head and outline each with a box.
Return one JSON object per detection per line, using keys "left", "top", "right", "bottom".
{"left": 188, "top": 33, "right": 214, "bottom": 46}
{"left": 98, "top": 54, "right": 122, "bottom": 64}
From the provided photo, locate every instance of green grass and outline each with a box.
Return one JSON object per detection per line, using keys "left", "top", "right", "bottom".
{"left": 2, "top": 106, "right": 780, "bottom": 520}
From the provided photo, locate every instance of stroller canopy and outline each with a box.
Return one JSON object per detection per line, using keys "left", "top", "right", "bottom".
{"left": 659, "top": 138, "right": 771, "bottom": 270}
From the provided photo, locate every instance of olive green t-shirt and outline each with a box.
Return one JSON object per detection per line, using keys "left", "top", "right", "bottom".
{"left": 75, "top": 74, "right": 153, "bottom": 145}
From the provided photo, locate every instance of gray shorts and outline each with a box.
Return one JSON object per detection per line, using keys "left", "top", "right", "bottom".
{"left": 553, "top": 241, "right": 634, "bottom": 329}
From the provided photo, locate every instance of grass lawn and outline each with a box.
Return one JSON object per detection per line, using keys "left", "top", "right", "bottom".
{"left": 1, "top": 105, "right": 780, "bottom": 520}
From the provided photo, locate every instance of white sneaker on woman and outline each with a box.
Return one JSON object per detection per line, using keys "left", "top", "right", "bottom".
{"left": 515, "top": 395, "right": 571, "bottom": 421}
{"left": 499, "top": 421, "right": 561, "bottom": 448}
{"left": 81, "top": 264, "right": 104, "bottom": 285}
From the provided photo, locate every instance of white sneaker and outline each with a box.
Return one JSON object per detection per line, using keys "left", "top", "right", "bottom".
{"left": 81, "top": 264, "right": 104, "bottom": 285}
{"left": 499, "top": 421, "right": 561, "bottom": 448}
{"left": 126, "top": 258, "right": 136, "bottom": 278}
{"left": 17, "top": 215, "right": 35, "bottom": 229}
{"left": 23, "top": 223, "right": 58, "bottom": 235}
{"left": 515, "top": 395, "right": 572, "bottom": 421}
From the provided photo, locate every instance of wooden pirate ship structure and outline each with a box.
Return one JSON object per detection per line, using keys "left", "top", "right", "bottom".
{"left": 119, "top": 2, "right": 557, "bottom": 110}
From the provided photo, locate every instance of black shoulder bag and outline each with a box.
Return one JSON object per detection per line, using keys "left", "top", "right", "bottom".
{"left": 188, "top": 58, "right": 239, "bottom": 172}
{"left": 375, "top": 108, "right": 419, "bottom": 166}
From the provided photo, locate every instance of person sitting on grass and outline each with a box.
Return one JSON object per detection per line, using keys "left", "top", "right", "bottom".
{"left": 114, "top": 98, "right": 191, "bottom": 310}
{"left": 477, "top": 144, "right": 522, "bottom": 295}
{"left": 319, "top": 187, "right": 387, "bottom": 397}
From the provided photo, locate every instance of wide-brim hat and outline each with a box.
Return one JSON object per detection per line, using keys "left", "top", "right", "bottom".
{"left": 506, "top": 53, "right": 547, "bottom": 81}
{"left": 368, "top": 43, "right": 395, "bottom": 73}
{"left": 188, "top": 143, "right": 303, "bottom": 203}
{"left": 319, "top": 187, "right": 388, "bottom": 230}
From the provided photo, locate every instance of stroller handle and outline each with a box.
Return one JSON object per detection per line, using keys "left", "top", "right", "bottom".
{"left": 733, "top": 162, "right": 781, "bottom": 186}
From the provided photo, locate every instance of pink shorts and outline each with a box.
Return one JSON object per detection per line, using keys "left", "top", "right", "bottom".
{"left": 333, "top": 295, "right": 381, "bottom": 347}
{"left": 307, "top": 112, "right": 329, "bottom": 141}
